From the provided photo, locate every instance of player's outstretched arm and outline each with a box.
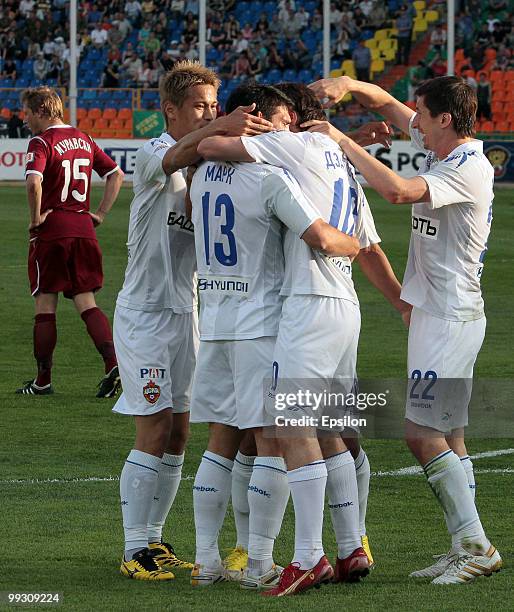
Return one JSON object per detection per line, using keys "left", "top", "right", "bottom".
{"left": 309, "top": 75, "right": 414, "bottom": 136}
{"left": 356, "top": 243, "right": 412, "bottom": 327}
{"left": 90, "top": 168, "right": 125, "bottom": 227}
{"left": 302, "top": 220, "right": 360, "bottom": 259}
{"left": 197, "top": 135, "right": 254, "bottom": 162}
{"left": 303, "top": 120, "right": 429, "bottom": 204}
{"left": 347, "top": 121, "right": 393, "bottom": 148}
{"left": 162, "top": 104, "right": 271, "bottom": 174}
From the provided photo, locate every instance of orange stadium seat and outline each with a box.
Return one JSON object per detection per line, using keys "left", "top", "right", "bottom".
{"left": 455, "top": 49, "right": 465, "bottom": 62}
{"left": 481, "top": 121, "right": 494, "bottom": 132}
{"left": 1, "top": 107, "right": 10, "bottom": 119}
{"left": 494, "top": 121, "right": 509, "bottom": 132}
{"left": 485, "top": 48, "right": 497, "bottom": 62}
{"left": 114, "top": 129, "right": 132, "bottom": 138}
{"left": 103, "top": 108, "right": 117, "bottom": 120}
{"left": 505, "top": 70, "right": 514, "bottom": 81}
{"left": 492, "top": 101, "right": 504, "bottom": 115}
{"left": 95, "top": 118, "right": 109, "bottom": 130}
{"left": 118, "top": 108, "right": 132, "bottom": 120}
{"left": 110, "top": 117, "right": 125, "bottom": 130}
{"left": 88, "top": 108, "right": 102, "bottom": 120}
{"left": 76, "top": 108, "right": 87, "bottom": 120}
{"left": 78, "top": 118, "right": 93, "bottom": 132}
{"left": 490, "top": 70, "right": 504, "bottom": 83}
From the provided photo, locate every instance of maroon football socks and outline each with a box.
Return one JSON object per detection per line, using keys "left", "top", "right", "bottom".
{"left": 81, "top": 307, "right": 117, "bottom": 374}
{"left": 34, "top": 313, "right": 57, "bottom": 387}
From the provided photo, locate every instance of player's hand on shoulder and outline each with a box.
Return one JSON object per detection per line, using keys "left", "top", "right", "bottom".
{"left": 351, "top": 121, "right": 393, "bottom": 148}
{"left": 399, "top": 301, "right": 413, "bottom": 328}
{"left": 29, "top": 208, "right": 53, "bottom": 231}
{"left": 301, "top": 119, "right": 346, "bottom": 145}
{"left": 89, "top": 211, "right": 105, "bottom": 227}
{"left": 216, "top": 103, "right": 274, "bottom": 136}
{"left": 308, "top": 76, "right": 351, "bottom": 108}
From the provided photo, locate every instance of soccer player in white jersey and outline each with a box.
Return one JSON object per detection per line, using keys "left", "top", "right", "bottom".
{"left": 113, "top": 61, "right": 275, "bottom": 581}
{"left": 307, "top": 74, "right": 502, "bottom": 583}
{"left": 199, "top": 84, "right": 409, "bottom": 596}
{"left": 189, "top": 83, "right": 361, "bottom": 590}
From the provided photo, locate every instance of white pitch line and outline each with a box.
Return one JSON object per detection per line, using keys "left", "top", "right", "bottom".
{"left": 1, "top": 449, "right": 513, "bottom": 485}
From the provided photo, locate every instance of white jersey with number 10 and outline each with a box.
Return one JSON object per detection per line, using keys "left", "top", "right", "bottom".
{"left": 241, "top": 130, "right": 381, "bottom": 304}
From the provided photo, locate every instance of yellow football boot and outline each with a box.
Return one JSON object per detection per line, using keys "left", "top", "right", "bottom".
{"left": 222, "top": 546, "right": 248, "bottom": 581}
{"left": 148, "top": 541, "right": 194, "bottom": 570}
{"left": 120, "top": 548, "right": 175, "bottom": 580}
{"left": 361, "top": 535, "right": 375, "bottom": 569}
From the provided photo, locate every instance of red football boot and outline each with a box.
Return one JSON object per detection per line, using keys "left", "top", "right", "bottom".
{"left": 262, "top": 555, "right": 334, "bottom": 597}
{"left": 334, "top": 547, "right": 370, "bottom": 583}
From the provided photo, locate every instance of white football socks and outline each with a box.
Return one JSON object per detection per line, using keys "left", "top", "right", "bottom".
{"left": 354, "top": 447, "right": 370, "bottom": 537}
{"left": 120, "top": 449, "right": 161, "bottom": 559}
{"left": 460, "top": 455, "right": 476, "bottom": 500}
{"left": 288, "top": 460, "right": 327, "bottom": 570}
{"left": 193, "top": 451, "right": 233, "bottom": 566}
{"left": 424, "top": 450, "right": 490, "bottom": 554}
{"left": 147, "top": 452, "right": 184, "bottom": 543}
{"left": 231, "top": 451, "right": 255, "bottom": 551}
{"left": 247, "top": 456, "right": 290, "bottom": 575}
{"left": 326, "top": 451, "right": 361, "bottom": 559}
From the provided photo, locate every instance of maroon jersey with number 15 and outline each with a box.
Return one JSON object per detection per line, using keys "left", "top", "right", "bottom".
{"left": 25, "top": 124, "right": 118, "bottom": 240}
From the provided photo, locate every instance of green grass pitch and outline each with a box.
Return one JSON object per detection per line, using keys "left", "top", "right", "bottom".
{"left": 1, "top": 185, "right": 513, "bottom": 611}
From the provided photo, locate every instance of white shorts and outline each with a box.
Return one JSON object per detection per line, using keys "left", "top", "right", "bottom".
{"left": 112, "top": 305, "right": 199, "bottom": 416}
{"left": 190, "top": 336, "right": 275, "bottom": 429}
{"left": 265, "top": 295, "right": 360, "bottom": 430}
{"left": 405, "top": 307, "right": 486, "bottom": 433}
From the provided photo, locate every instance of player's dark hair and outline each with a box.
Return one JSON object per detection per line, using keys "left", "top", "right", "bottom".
{"left": 415, "top": 76, "right": 477, "bottom": 137}
{"left": 20, "top": 86, "right": 64, "bottom": 120}
{"left": 275, "top": 82, "right": 325, "bottom": 127}
{"left": 225, "top": 84, "right": 293, "bottom": 120}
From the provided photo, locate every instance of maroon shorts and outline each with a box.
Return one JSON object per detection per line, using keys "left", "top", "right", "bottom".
{"left": 28, "top": 237, "right": 104, "bottom": 299}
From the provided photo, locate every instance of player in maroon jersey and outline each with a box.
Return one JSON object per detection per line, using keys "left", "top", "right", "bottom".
{"left": 17, "top": 86, "right": 125, "bottom": 397}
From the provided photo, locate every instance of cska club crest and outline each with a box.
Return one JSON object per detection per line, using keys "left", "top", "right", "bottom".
{"left": 143, "top": 380, "right": 161, "bottom": 404}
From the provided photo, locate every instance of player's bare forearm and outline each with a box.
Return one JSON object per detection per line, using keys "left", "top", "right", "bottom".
{"left": 347, "top": 121, "right": 393, "bottom": 148}
{"left": 92, "top": 168, "right": 124, "bottom": 226}
{"left": 163, "top": 104, "right": 271, "bottom": 174}
{"left": 309, "top": 76, "right": 413, "bottom": 135}
{"left": 302, "top": 219, "right": 360, "bottom": 259}
{"left": 26, "top": 174, "right": 46, "bottom": 229}
{"left": 197, "top": 136, "right": 254, "bottom": 162}
{"left": 356, "top": 243, "right": 408, "bottom": 314}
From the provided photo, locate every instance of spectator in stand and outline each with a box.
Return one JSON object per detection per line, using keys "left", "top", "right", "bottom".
{"left": 329, "top": 1, "right": 343, "bottom": 25}
{"left": 141, "top": 0, "right": 156, "bottom": 17}
{"left": 231, "top": 50, "right": 254, "bottom": 79}
{"left": 107, "top": 45, "right": 122, "bottom": 64}
{"left": 210, "top": 18, "right": 227, "bottom": 48}
{"left": 359, "top": 0, "right": 375, "bottom": 17}
{"left": 476, "top": 72, "right": 492, "bottom": 120}
{"left": 368, "top": 3, "right": 388, "bottom": 30}
{"left": 168, "top": 40, "right": 182, "bottom": 59}
{"left": 292, "top": 38, "right": 311, "bottom": 69}
{"left": 91, "top": 22, "right": 108, "bottom": 48}
{"left": 476, "top": 22, "right": 492, "bottom": 46}
{"left": 53, "top": 36, "right": 67, "bottom": 62}
{"left": 218, "top": 49, "right": 234, "bottom": 78}
{"left": 341, "top": 13, "right": 360, "bottom": 38}
{"left": 136, "top": 60, "right": 153, "bottom": 87}
{"left": 506, "top": 24, "right": 514, "bottom": 48}
{"left": 429, "top": 52, "right": 446, "bottom": 77}
{"left": 493, "top": 44, "right": 511, "bottom": 70}
{"left": 59, "top": 60, "right": 70, "bottom": 87}
{"left": 294, "top": 5, "right": 310, "bottom": 31}
{"left": 122, "top": 42, "right": 135, "bottom": 62}
{"left": 225, "top": 14, "right": 240, "bottom": 43}
{"left": 311, "top": 8, "right": 322, "bottom": 31}
{"left": 27, "top": 41, "right": 41, "bottom": 59}
{"left": 353, "top": 7, "right": 369, "bottom": 30}
{"left": 486, "top": 13, "right": 500, "bottom": 32}
{"left": 159, "top": 51, "right": 175, "bottom": 72}
{"left": 1, "top": 58, "right": 17, "bottom": 80}
{"left": 430, "top": 24, "right": 446, "bottom": 53}
{"left": 396, "top": 5, "right": 412, "bottom": 65}
{"left": 469, "top": 41, "right": 486, "bottom": 71}
{"left": 456, "top": 11, "right": 474, "bottom": 49}
{"left": 233, "top": 31, "right": 249, "bottom": 54}
{"left": 241, "top": 21, "right": 254, "bottom": 40}
{"left": 122, "top": 50, "right": 142, "bottom": 82}
{"left": 352, "top": 39, "right": 372, "bottom": 82}
{"left": 182, "top": 12, "right": 199, "bottom": 45}
{"left": 33, "top": 53, "right": 48, "bottom": 80}
{"left": 8, "top": 109, "right": 24, "bottom": 138}
{"left": 334, "top": 27, "right": 351, "bottom": 60}
{"left": 3, "top": 30, "right": 19, "bottom": 60}
{"left": 125, "top": 0, "right": 142, "bottom": 26}
{"left": 108, "top": 24, "right": 124, "bottom": 48}
{"left": 184, "top": 0, "right": 199, "bottom": 15}
{"left": 171, "top": 0, "right": 185, "bottom": 20}
{"left": 268, "top": 13, "right": 282, "bottom": 37}
{"left": 113, "top": 12, "right": 132, "bottom": 40}
{"left": 20, "top": 0, "right": 35, "bottom": 17}
{"left": 268, "top": 41, "right": 285, "bottom": 70}
{"left": 459, "top": 67, "right": 477, "bottom": 90}
{"left": 144, "top": 31, "right": 161, "bottom": 55}
{"left": 491, "top": 22, "right": 506, "bottom": 47}
{"left": 183, "top": 42, "right": 198, "bottom": 61}
{"left": 46, "top": 55, "right": 62, "bottom": 81}
{"left": 103, "top": 61, "right": 121, "bottom": 88}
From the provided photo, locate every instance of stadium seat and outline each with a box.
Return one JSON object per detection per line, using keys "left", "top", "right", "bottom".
{"left": 118, "top": 108, "right": 132, "bottom": 121}
{"left": 413, "top": 0, "right": 426, "bottom": 11}
{"left": 103, "top": 108, "right": 117, "bottom": 120}
{"left": 76, "top": 108, "right": 88, "bottom": 120}
{"left": 424, "top": 9, "right": 439, "bottom": 22}
{"left": 370, "top": 59, "right": 385, "bottom": 79}
{"left": 364, "top": 39, "right": 378, "bottom": 49}
{"left": 374, "top": 29, "right": 389, "bottom": 41}
{"left": 371, "top": 49, "right": 381, "bottom": 61}
{"left": 494, "top": 121, "right": 509, "bottom": 132}
{"left": 1, "top": 107, "right": 10, "bottom": 119}
{"left": 480, "top": 121, "right": 494, "bottom": 133}
{"left": 78, "top": 118, "right": 93, "bottom": 131}
{"left": 381, "top": 49, "right": 396, "bottom": 62}
{"left": 88, "top": 108, "right": 102, "bottom": 120}
{"left": 110, "top": 117, "right": 125, "bottom": 130}
{"left": 412, "top": 19, "right": 427, "bottom": 37}
{"left": 95, "top": 118, "right": 109, "bottom": 130}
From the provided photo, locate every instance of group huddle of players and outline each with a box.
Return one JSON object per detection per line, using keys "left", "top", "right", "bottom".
{"left": 20, "top": 61, "right": 501, "bottom": 596}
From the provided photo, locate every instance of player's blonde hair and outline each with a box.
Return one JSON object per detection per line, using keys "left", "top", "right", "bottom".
{"left": 21, "top": 86, "right": 64, "bottom": 120}
{"left": 159, "top": 60, "right": 220, "bottom": 113}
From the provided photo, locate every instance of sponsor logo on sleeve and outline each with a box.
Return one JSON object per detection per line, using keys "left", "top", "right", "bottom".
{"left": 143, "top": 380, "right": 161, "bottom": 404}
{"left": 25, "top": 152, "right": 34, "bottom": 164}
{"left": 485, "top": 146, "right": 511, "bottom": 179}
